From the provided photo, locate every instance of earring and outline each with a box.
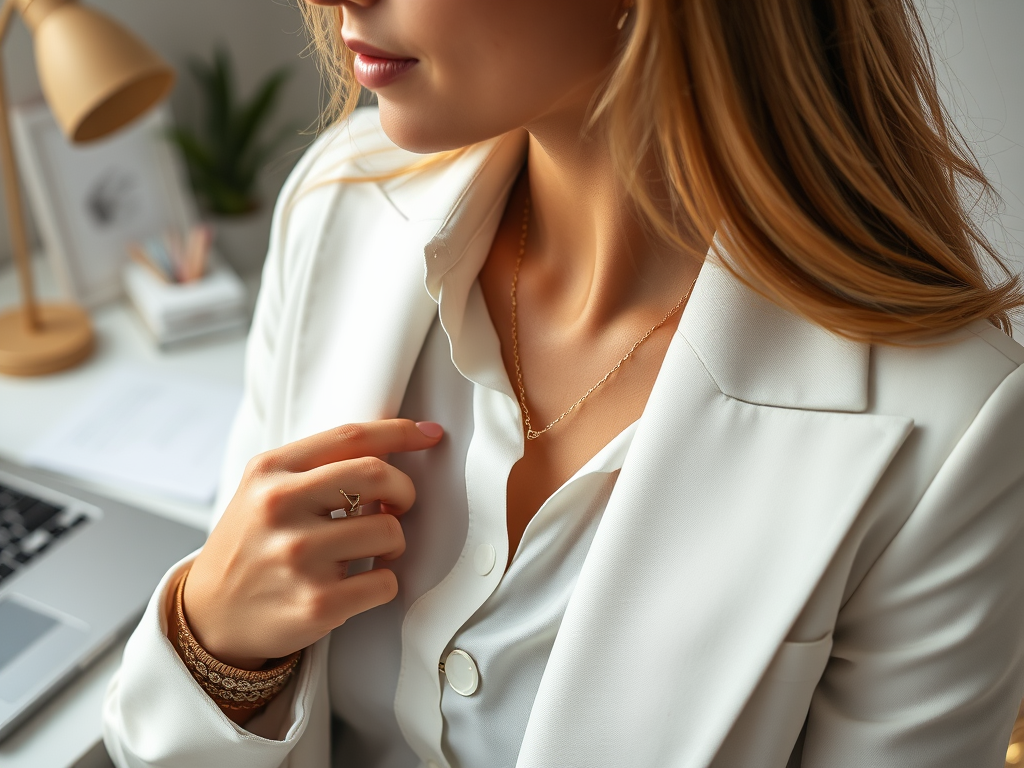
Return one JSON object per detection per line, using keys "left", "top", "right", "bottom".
{"left": 617, "top": 0, "right": 635, "bottom": 31}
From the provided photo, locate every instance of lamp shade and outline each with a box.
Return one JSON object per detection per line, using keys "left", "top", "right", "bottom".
{"left": 26, "top": 2, "right": 174, "bottom": 142}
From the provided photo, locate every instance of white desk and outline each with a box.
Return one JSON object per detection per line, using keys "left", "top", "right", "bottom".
{"left": 0, "top": 258, "right": 254, "bottom": 767}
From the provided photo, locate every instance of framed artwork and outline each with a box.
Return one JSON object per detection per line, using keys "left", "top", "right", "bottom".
{"left": 11, "top": 101, "right": 197, "bottom": 307}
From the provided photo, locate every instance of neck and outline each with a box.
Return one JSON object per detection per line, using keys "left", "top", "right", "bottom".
{"left": 520, "top": 107, "right": 695, "bottom": 328}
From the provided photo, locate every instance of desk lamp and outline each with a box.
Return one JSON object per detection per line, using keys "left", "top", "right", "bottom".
{"left": 0, "top": 0, "right": 174, "bottom": 376}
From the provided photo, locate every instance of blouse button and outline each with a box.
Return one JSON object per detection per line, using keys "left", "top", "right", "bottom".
{"left": 473, "top": 543, "right": 496, "bottom": 576}
{"left": 427, "top": 762, "right": 441, "bottom": 768}
{"left": 443, "top": 649, "right": 480, "bottom": 696}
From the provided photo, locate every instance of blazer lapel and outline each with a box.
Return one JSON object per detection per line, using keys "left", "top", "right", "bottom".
{"left": 282, "top": 131, "right": 524, "bottom": 440}
{"left": 516, "top": 259, "right": 913, "bottom": 768}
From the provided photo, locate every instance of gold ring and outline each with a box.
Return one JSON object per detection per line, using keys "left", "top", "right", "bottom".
{"left": 339, "top": 490, "right": 361, "bottom": 516}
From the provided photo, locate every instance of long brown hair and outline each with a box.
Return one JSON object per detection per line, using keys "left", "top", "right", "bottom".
{"left": 300, "top": 0, "right": 1021, "bottom": 342}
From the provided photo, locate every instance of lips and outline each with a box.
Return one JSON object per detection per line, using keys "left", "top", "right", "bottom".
{"left": 353, "top": 54, "right": 417, "bottom": 89}
{"left": 345, "top": 39, "right": 418, "bottom": 90}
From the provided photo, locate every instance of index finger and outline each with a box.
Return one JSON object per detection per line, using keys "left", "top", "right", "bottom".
{"left": 270, "top": 419, "right": 444, "bottom": 473}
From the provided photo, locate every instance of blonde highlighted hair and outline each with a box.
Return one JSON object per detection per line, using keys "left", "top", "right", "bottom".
{"left": 300, "top": 0, "right": 1021, "bottom": 342}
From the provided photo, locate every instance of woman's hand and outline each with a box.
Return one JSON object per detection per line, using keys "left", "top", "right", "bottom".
{"left": 180, "top": 419, "right": 444, "bottom": 671}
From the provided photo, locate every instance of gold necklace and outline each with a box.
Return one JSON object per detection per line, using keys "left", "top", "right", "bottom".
{"left": 510, "top": 196, "right": 698, "bottom": 440}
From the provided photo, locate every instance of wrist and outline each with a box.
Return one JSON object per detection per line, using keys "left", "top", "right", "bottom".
{"left": 172, "top": 566, "right": 300, "bottom": 713}
{"left": 180, "top": 565, "right": 267, "bottom": 670}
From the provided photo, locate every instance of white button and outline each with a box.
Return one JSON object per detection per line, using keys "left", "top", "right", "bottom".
{"left": 427, "top": 762, "right": 441, "bottom": 768}
{"left": 443, "top": 649, "right": 479, "bottom": 696}
{"left": 473, "top": 543, "right": 496, "bottom": 576}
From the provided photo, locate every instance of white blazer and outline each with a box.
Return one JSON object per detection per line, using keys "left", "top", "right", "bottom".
{"left": 104, "top": 107, "right": 1024, "bottom": 768}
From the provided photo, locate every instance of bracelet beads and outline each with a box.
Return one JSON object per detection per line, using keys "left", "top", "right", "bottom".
{"left": 173, "top": 568, "right": 301, "bottom": 711}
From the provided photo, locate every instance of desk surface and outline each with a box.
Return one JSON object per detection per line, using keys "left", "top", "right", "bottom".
{"left": 0, "top": 258, "right": 251, "bottom": 529}
{"left": 0, "top": 258, "right": 253, "bottom": 767}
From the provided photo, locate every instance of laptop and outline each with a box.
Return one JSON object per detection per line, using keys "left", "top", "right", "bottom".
{"left": 0, "top": 456, "right": 206, "bottom": 741}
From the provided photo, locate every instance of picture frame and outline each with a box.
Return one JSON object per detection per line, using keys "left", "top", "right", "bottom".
{"left": 11, "top": 101, "right": 197, "bottom": 308}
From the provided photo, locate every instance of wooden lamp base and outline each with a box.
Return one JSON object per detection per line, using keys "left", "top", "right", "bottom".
{"left": 0, "top": 303, "right": 94, "bottom": 376}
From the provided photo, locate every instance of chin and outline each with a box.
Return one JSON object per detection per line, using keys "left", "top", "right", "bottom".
{"left": 376, "top": 98, "right": 507, "bottom": 155}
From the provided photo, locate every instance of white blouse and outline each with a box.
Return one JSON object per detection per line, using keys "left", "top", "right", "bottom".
{"left": 328, "top": 252, "right": 637, "bottom": 768}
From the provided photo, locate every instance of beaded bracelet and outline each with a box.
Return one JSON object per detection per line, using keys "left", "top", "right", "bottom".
{"left": 174, "top": 568, "right": 301, "bottom": 711}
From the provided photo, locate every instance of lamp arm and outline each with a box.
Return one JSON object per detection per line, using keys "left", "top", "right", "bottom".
{"left": 0, "top": 0, "right": 40, "bottom": 331}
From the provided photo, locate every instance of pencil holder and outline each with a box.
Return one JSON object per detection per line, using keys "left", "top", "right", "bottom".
{"left": 123, "top": 254, "right": 247, "bottom": 348}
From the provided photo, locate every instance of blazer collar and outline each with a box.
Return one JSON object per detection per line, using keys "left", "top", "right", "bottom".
{"left": 347, "top": 118, "right": 528, "bottom": 245}
{"left": 377, "top": 124, "right": 869, "bottom": 414}
{"left": 682, "top": 255, "right": 869, "bottom": 412}
{"left": 282, "top": 127, "right": 525, "bottom": 441}
{"left": 381, "top": 130, "right": 530, "bottom": 301}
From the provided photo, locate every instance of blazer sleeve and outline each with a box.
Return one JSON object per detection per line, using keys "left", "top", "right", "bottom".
{"left": 102, "top": 556, "right": 332, "bottom": 768}
{"left": 800, "top": 362, "right": 1024, "bottom": 767}
{"left": 101, "top": 124, "right": 347, "bottom": 768}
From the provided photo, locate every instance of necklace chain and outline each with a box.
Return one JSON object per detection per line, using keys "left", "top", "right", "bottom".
{"left": 510, "top": 196, "right": 698, "bottom": 440}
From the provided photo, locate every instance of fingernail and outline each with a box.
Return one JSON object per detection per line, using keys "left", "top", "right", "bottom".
{"left": 416, "top": 421, "right": 444, "bottom": 439}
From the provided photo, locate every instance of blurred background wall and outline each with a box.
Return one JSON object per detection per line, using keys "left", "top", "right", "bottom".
{"left": 927, "top": 0, "right": 1024, "bottom": 303}
{"left": 0, "top": 0, "right": 1021, "bottom": 301}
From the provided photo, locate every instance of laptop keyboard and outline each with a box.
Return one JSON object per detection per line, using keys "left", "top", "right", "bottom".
{"left": 0, "top": 484, "right": 90, "bottom": 586}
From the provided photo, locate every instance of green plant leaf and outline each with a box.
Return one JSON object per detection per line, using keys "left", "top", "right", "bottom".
{"left": 187, "top": 49, "right": 232, "bottom": 176}
{"left": 167, "top": 128, "right": 215, "bottom": 173}
{"left": 233, "top": 68, "right": 290, "bottom": 161}
{"left": 168, "top": 45, "right": 291, "bottom": 217}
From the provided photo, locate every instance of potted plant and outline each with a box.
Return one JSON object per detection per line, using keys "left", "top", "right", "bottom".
{"left": 169, "top": 47, "right": 292, "bottom": 271}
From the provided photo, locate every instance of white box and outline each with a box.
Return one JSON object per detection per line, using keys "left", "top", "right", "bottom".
{"left": 123, "top": 257, "right": 247, "bottom": 347}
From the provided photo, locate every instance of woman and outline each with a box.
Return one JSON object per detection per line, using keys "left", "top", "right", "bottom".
{"left": 104, "top": 0, "right": 1024, "bottom": 766}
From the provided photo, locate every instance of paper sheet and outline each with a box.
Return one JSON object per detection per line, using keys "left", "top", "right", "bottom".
{"left": 25, "top": 368, "right": 242, "bottom": 504}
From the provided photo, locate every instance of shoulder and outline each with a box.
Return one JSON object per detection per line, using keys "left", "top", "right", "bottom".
{"left": 868, "top": 321, "right": 1024, "bottom": 506}
{"left": 681, "top": 257, "right": 1024, "bottom": 428}
{"left": 871, "top": 321, "right": 1023, "bottom": 425}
